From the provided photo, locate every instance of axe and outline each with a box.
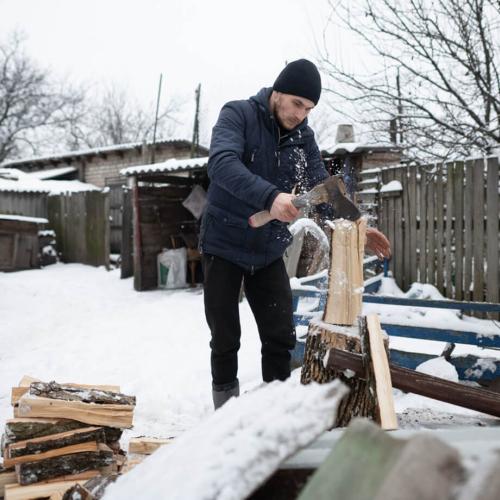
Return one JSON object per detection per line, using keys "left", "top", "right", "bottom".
{"left": 248, "top": 175, "right": 361, "bottom": 228}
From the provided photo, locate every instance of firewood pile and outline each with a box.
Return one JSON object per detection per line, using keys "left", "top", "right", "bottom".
{"left": 0, "top": 376, "right": 135, "bottom": 500}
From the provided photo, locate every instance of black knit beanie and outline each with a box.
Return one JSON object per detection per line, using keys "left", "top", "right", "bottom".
{"left": 273, "top": 59, "right": 322, "bottom": 105}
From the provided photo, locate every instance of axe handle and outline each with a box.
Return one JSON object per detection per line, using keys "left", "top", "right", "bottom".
{"left": 248, "top": 196, "right": 307, "bottom": 228}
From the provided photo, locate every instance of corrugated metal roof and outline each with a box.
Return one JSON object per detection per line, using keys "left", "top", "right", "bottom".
{"left": 120, "top": 156, "right": 209, "bottom": 177}
{"left": 0, "top": 138, "right": 204, "bottom": 168}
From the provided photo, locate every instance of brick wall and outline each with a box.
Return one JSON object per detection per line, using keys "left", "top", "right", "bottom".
{"left": 83, "top": 144, "right": 194, "bottom": 187}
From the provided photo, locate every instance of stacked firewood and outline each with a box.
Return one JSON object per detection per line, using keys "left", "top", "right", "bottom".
{"left": 0, "top": 376, "right": 135, "bottom": 500}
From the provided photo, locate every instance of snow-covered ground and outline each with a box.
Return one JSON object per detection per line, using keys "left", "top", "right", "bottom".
{"left": 1, "top": 263, "right": 499, "bottom": 450}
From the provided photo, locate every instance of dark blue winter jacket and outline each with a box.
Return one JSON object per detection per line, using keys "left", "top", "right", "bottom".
{"left": 200, "top": 87, "right": 329, "bottom": 271}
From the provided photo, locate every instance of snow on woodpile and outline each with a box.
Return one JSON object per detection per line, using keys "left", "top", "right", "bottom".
{"left": 0, "top": 214, "right": 48, "bottom": 224}
{"left": 103, "top": 378, "right": 348, "bottom": 500}
{"left": 288, "top": 217, "right": 329, "bottom": 250}
{"left": 0, "top": 168, "right": 100, "bottom": 195}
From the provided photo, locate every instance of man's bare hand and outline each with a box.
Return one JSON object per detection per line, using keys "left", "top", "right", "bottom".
{"left": 270, "top": 193, "right": 299, "bottom": 222}
{"left": 365, "top": 227, "right": 391, "bottom": 259}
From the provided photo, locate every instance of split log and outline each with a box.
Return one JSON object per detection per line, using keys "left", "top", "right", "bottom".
{"left": 12, "top": 381, "right": 120, "bottom": 407}
{"left": 323, "top": 218, "right": 366, "bottom": 326}
{"left": 325, "top": 348, "right": 500, "bottom": 418}
{"left": 82, "top": 474, "right": 119, "bottom": 499}
{"left": 14, "top": 397, "right": 134, "bottom": 429}
{"left": 297, "top": 419, "right": 463, "bottom": 500}
{"left": 15, "top": 448, "right": 114, "bottom": 485}
{"left": 29, "top": 382, "right": 135, "bottom": 406}
{"left": 4, "top": 480, "right": 87, "bottom": 500}
{"left": 2, "top": 419, "right": 122, "bottom": 450}
{"left": 128, "top": 437, "right": 173, "bottom": 455}
{"left": 0, "top": 468, "right": 17, "bottom": 498}
{"left": 301, "top": 317, "right": 386, "bottom": 427}
{"left": 4, "top": 427, "right": 106, "bottom": 468}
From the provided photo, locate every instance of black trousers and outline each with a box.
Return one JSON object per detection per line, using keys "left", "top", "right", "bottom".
{"left": 203, "top": 254, "right": 296, "bottom": 387}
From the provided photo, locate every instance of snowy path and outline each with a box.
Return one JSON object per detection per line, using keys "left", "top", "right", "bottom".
{"left": 0, "top": 263, "right": 262, "bottom": 441}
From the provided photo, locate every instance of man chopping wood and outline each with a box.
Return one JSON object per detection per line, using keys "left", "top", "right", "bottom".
{"left": 200, "top": 59, "right": 391, "bottom": 409}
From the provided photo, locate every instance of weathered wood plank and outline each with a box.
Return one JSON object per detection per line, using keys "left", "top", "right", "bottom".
{"left": 366, "top": 314, "right": 398, "bottom": 430}
{"left": 0, "top": 469, "right": 17, "bottom": 498}
{"left": 427, "top": 167, "right": 436, "bottom": 287}
{"left": 463, "top": 159, "right": 474, "bottom": 300}
{"left": 418, "top": 169, "right": 427, "bottom": 283}
{"left": 473, "top": 159, "right": 485, "bottom": 308}
{"left": 435, "top": 165, "right": 444, "bottom": 292}
{"left": 408, "top": 166, "right": 418, "bottom": 285}
{"left": 453, "top": 161, "right": 464, "bottom": 300}
{"left": 486, "top": 157, "right": 499, "bottom": 317}
{"left": 402, "top": 167, "right": 411, "bottom": 290}
{"left": 393, "top": 169, "right": 404, "bottom": 288}
{"left": 445, "top": 161, "right": 455, "bottom": 297}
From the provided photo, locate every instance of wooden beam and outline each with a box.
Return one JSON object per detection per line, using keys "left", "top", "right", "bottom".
{"left": 325, "top": 348, "right": 500, "bottom": 417}
{"left": 366, "top": 314, "right": 398, "bottom": 430}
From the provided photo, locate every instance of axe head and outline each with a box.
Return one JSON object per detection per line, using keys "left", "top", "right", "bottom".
{"left": 298, "top": 175, "right": 361, "bottom": 221}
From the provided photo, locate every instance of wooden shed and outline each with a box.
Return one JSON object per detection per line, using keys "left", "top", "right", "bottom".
{"left": 0, "top": 214, "right": 48, "bottom": 271}
{"left": 120, "top": 157, "right": 209, "bottom": 291}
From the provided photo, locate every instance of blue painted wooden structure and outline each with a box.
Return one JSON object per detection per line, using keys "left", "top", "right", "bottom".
{"left": 292, "top": 259, "right": 500, "bottom": 383}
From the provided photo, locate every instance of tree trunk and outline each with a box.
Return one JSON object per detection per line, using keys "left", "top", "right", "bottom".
{"left": 301, "top": 317, "right": 385, "bottom": 427}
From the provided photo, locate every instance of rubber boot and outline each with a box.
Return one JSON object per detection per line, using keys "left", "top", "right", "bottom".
{"left": 212, "top": 379, "right": 239, "bottom": 410}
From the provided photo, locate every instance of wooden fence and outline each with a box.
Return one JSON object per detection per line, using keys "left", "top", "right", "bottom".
{"left": 48, "top": 191, "right": 110, "bottom": 267}
{"left": 0, "top": 191, "right": 48, "bottom": 218}
{"left": 359, "top": 157, "right": 499, "bottom": 307}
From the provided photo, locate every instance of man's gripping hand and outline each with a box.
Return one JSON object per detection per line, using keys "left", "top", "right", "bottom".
{"left": 270, "top": 193, "right": 299, "bottom": 223}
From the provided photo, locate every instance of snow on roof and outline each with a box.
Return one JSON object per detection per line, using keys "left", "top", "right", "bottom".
{"left": 28, "top": 166, "right": 77, "bottom": 180}
{"left": 325, "top": 141, "right": 400, "bottom": 155}
{"left": 0, "top": 167, "right": 100, "bottom": 195}
{"left": 0, "top": 138, "right": 196, "bottom": 168}
{"left": 0, "top": 214, "right": 48, "bottom": 224}
{"left": 120, "top": 156, "right": 209, "bottom": 176}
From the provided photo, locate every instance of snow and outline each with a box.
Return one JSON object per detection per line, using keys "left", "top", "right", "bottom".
{"left": 27, "top": 166, "right": 77, "bottom": 180}
{"left": 120, "top": 156, "right": 209, "bottom": 177}
{"left": 363, "top": 277, "right": 500, "bottom": 337}
{"left": 0, "top": 214, "right": 48, "bottom": 224}
{"left": 380, "top": 180, "right": 403, "bottom": 193}
{"left": 1, "top": 263, "right": 499, "bottom": 495}
{"left": 104, "top": 378, "right": 347, "bottom": 500}
{"left": 288, "top": 217, "right": 329, "bottom": 250}
{"left": 0, "top": 168, "right": 100, "bottom": 195}
{"left": 359, "top": 187, "right": 379, "bottom": 194}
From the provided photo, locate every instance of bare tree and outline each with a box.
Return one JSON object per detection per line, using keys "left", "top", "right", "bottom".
{"left": 0, "top": 32, "right": 84, "bottom": 162}
{"left": 318, "top": 0, "right": 500, "bottom": 161}
{"left": 63, "top": 83, "right": 185, "bottom": 151}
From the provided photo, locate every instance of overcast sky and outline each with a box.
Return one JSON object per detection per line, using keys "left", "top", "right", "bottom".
{"left": 0, "top": 0, "right": 364, "bottom": 147}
